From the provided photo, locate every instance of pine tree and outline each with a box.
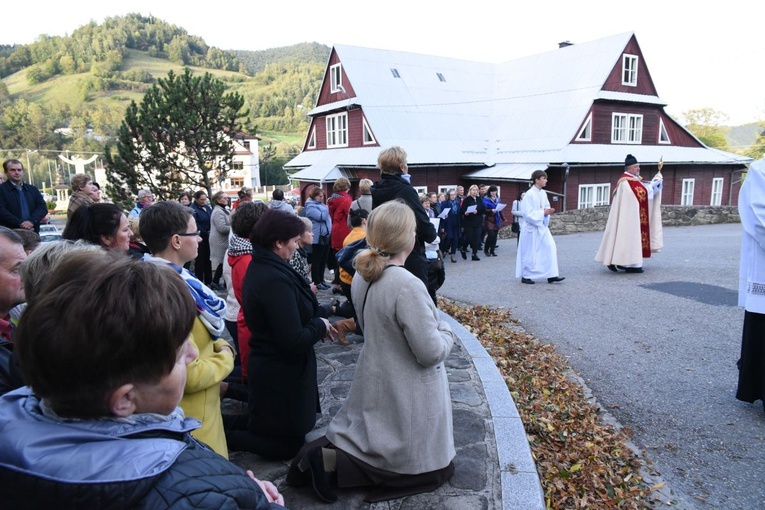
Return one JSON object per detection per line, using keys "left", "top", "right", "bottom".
{"left": 104, "top": 68, "right": 247, "bottom": 208}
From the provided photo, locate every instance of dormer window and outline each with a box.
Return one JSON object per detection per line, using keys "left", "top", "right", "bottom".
{"left": 307, "top": 126, "right": 316, "bottom": 149}
{"left": 658, "top": 119, "right": 671, "bottom": 144}
{"left": 330, "top": 64, "right": 343, "bottom": 93}
{"left": 576, "top": 113, "right": 592, "bottom": 141}
{"left": 622, "top": 54, "right": 638, "bottom": 87}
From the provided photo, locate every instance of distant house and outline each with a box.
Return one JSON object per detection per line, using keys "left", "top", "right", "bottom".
{"left": 224, "top": 132, "right": 260, "bottom": 191}
{"left": 285, "top": 32, "right": 751, "bottom": 210}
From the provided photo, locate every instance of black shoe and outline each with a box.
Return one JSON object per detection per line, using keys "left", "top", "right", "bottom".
{"left": 332, "top": 286, "right": 343, "bottom": 295}
{"left": 461, "top": 249, "right": 467, "bottom": 260}
{"left": 607, "top": 265, "right": 618, "bottom": 272}
{"left": 548, "top": 276, "right": 565, "bottom": 283}
{"left": 484, "top": 250, "right": 489, "bottom": 257}
{"left": 490, "top": 251, "right": 497, "bottom": 257}
{"left": 521, "top": 278, "right": 535, "bottom": 284}
{"left": 316, "top": 282, "right": 331, "bottom": 290}
{"left": 624, "top": 267, "right": 644, "bottom": 273}
{"left": 297, "top": 447, "right": 337, "bottom": 503}
{"left": 472, "top": 255, "right": 481, "bottom": 261}
{"left": 451, "top": 255, "right": 457, "bottom": 263}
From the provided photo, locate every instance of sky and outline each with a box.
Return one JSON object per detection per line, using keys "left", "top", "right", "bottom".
{"left": 3, "top": 0, "right": 763, "bottom": 128}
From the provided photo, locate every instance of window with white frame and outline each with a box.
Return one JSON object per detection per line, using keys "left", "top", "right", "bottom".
{"left": 413, "top": 186, "right": 427, "bottom": 195}
{"left": 576, "top": 113, "right": 592, "bottom": 141}
{"left": 622, "top": 54, "right": 638, "bottom": 86}
{"left": 658, "top": 119, "right": 671, "bottom": 144}
{"left": 325, "top": 113, "right": 348, "bottom": 148}
{"left": 362, "top": 118, "right": 376, "bottom": 145}
{"left": 438, "top": 185, "right": 457, "bottom": 195}
{"left": 330, "top": 64, "right": 342, "bottom": 93}
{"left": 612, "top": 113, "right": 643, "bottom": 144}
{"left": 307, "top": 126, "right": 316, "bottom": 149}
{"left": 711, "top": 177, "right": 724, "bottom": 206}
{"left": 578, "top": 183, "right": 611, "bottom": 209}
{"left": 681, "top": 178, "right": 695, "bottom": 205}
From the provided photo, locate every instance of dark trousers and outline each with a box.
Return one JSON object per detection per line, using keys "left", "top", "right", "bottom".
{"left": 224, "top": 414, "right": 304, "bottom": 460}
{"left": 485, "top": 230, "right": 498, "bottom": 253}
{"left": 311, "top": 243, "right": 330, "bottom": 284}
{"left": 327, "top": 248, "right": 340, "bottom": 284}
{"left": 463, "top": 225, "right": 481, "bottom": 254}
{"left": 195, "top": 237, "right": 212, "bottom": 284}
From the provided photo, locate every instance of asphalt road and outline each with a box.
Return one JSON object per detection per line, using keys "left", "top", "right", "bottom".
{"left": 439, "top": 223, "right": 764, "bottom": 509}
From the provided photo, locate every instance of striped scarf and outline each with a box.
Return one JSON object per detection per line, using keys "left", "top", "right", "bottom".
{"left": 147, "top": 256, "right": 227, "bottom": 337}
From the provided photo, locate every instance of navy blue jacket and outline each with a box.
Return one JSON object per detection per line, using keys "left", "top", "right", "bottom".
{"left": 190, "top": 202, "right": 213, "bottom": 236}
{"left": 0, "top": 180, "right": 47, "bottom": 232}
{"left": 0, "top": 388, "right": 285, "bottom": 509}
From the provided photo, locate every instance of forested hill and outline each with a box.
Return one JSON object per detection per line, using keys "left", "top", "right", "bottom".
{"left": 233, "top": 43, "right": 330, "bottom": 75}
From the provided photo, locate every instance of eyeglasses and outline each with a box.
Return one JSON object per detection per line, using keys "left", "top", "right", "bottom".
{"left": 177, "top": 231, "right": 200, "bottom": 237}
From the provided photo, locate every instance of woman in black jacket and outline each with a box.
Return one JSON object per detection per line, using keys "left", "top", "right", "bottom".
{"left": 225, "top": 209, "right": 336, "bottom": 460}
{"left": 460, "top": 185, "right": 486, "bottom": 261}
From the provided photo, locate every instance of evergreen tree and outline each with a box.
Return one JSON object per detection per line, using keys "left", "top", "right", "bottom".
{"left": 105, "top": 68, "right": 247, "bottom": 208}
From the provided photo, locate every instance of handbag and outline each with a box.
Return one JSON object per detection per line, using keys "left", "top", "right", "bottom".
{"left": 336, "top": 237, "right": 368, "bottom": 276}
{"left": 511, "top": 222, "right": 520, "bottom": 233}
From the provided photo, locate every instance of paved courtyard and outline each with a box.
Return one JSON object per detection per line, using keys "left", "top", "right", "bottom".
{"left": 439, "top": 223, "right": 763, "bottom": 509}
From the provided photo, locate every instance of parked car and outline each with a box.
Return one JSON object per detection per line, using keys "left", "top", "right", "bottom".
{"left": 39, "top": 224, "right": 62, "bottom": 243}
{"left": 39, "top": 224, "right": 60, "bottom": 234}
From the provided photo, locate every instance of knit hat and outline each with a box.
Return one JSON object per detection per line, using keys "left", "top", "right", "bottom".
{"left": 625, "top": 154, "right": 638, "bottom": 167}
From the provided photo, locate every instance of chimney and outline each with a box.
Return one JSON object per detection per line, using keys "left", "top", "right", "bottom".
{"left": 558, "top": 41, "right": 573, "bottom": 48}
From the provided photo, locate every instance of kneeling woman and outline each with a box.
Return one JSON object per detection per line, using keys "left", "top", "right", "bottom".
{"left": 226, "top": 209, "right": 336, "bottom": 460}
{"left": 289, "top": 200, "right": 457, "bottom": 503}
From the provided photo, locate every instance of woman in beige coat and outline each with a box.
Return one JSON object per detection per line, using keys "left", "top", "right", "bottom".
{"left": 288, "top": 200, "right": 457, "bottom": 503}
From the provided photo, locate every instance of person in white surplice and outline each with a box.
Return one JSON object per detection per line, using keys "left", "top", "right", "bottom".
{"left": 515, "top": 170, "right": 565, "bottom": 284}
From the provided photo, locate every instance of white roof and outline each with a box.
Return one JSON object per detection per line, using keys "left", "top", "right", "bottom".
{"left": 287, "top": 32, "right": 750, "bottom": 177}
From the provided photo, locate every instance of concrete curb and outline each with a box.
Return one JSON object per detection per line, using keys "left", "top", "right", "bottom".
{"left": 440, "top": 311, "right": 546, "bottom": 510}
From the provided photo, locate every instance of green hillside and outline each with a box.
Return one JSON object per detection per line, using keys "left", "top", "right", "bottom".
{"left": 0, "top": 14, "right": 331, "bottom": 188}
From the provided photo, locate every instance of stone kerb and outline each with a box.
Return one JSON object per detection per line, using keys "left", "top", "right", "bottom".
{"left": 498, "top": 205, "right": 740, "bottom": 238}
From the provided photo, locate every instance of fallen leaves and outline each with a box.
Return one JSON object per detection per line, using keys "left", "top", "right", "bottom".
{"left": 439, "top": 297, "right": 656, "bottom": 509}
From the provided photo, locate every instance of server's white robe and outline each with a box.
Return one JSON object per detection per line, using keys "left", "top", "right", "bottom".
{"left": 515, "top": 186, "right": 559, "bottom": 279}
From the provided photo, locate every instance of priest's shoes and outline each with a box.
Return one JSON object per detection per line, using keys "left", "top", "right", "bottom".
{"left": 624, "top": 267, "right": 643, "bottom": 273}
{"left": 607, "top": 265, "right": 618, "bottom": 272}
{"left": 521, "top": 278, "right": 535, "bottom": 284}
{"left": 547, "top": 276, "right": 565, "bottom": 283}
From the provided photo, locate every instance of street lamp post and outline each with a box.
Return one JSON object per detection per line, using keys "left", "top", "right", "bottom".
{"left": 25, "top": 149, "right": 38, "bottom": 187}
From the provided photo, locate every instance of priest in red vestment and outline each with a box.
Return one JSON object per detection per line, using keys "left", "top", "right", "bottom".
{"left": 595, "top": 154, "right": 663, "bottom": 273}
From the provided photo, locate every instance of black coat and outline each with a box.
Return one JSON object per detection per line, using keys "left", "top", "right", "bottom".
{"left": 0, "top": 181, "right": 47, "bottom": 232}
{"left": 242, "top": 245, "right": 326, "bottom": 437}
{"left": 460, "top": 195, "right": 486, "bottom": 228}
{"left": 371, "top": 173, "right": 437, "bottom": 288}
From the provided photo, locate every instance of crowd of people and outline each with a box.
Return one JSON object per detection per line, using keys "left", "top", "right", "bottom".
{"left": 8, "top": 147, "right": 742, "bottom": 505}
{"left": 0, "top": 150, "right": 467, "bottom": 507}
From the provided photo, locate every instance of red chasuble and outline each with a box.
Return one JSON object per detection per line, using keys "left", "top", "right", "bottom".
{"left": 618, "top": 173, "right": 651, "bottom": 258}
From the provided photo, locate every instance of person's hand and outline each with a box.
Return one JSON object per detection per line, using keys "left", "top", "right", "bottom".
{"left": 544, "top": 207, "right": 555, "bottom": 215}
{"left": 321, "top": 318, "right": 337, "bottom": 342}
{"left": 20, "top": 221, "right": 34, "bottom": 230}
{"left": 216, "top": 343, "right": 235, "bottom": 357}
{"left": 310, "top": 283, "right": 318, "bottom": 294}
{"left": 246, "top": 470, "right": 285, "bottom": 506}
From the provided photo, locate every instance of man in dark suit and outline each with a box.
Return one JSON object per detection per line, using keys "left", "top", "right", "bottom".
{"left": 0, "top": 159, "right": 47, "bottom": 233}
